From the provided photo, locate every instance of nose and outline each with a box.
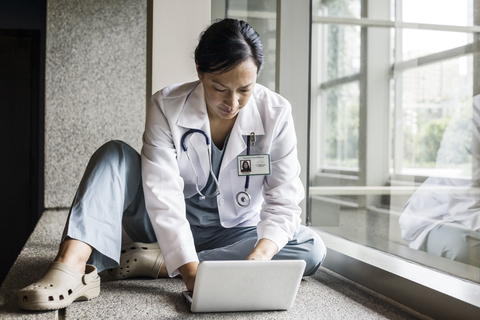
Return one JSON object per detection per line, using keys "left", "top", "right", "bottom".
{"left": 224, "top": 91, "right": 239, "bottom": 108}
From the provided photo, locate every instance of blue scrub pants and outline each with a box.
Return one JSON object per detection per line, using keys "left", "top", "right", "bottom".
{"left": 422, "top": 221, "right": 480, "bottom": 267}
{"left": 62, "top": 140, "right": 326, "bottom": 276}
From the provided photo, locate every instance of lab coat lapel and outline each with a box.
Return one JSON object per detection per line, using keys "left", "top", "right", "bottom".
{"left": 176, "top": 81, "right": 211, "bottom": 183}
{"left": 176, "top": 81, "right": 207, "bottom": 130}
{"left": 221, "top": 96, "right": 265, "bottom": 173}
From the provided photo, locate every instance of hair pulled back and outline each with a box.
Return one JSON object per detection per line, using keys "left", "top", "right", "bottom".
{"left": 195, "top": 18, "right": 264, "bottom": 75}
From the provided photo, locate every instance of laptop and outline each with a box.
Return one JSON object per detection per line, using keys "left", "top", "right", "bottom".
{"left": 182, "top": 260, "right": 306, "bottom": 313}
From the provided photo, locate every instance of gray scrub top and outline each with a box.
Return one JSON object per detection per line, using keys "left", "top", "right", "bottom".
{"left": 185, "top": 134, "right": 230, "bottom": 227}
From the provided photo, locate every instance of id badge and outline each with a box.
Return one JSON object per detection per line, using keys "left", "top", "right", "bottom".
{"left": 237, "top": 154, "right": 271, "bottom": 176}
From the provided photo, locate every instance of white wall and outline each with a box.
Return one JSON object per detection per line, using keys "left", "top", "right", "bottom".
{"left": 150, "top": 0, "right": 211, "bottom": 94}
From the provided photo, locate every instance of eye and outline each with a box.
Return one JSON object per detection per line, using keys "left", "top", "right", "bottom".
{"left": 214, "top": 87, "right": 226, "bottom": 92}
{"left": 240, "top": 89, "right": 250, "bottom": 93}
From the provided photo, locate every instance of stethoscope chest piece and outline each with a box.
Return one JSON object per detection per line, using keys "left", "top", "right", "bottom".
{"left": 235, "top": 190, "right": 251, "bottom": 208}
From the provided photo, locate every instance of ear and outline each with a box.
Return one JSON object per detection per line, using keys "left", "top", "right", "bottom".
{"left": 196, "top": 65, "right": 204, "bottom": 81}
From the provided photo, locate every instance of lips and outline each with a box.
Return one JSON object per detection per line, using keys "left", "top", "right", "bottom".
{"left": 220, "top": 107, "right": 236, "bottom": 114}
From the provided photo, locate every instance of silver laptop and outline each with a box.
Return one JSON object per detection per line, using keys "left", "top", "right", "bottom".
{"left": 182, "top": 260, "right": 306, "bottom": 313}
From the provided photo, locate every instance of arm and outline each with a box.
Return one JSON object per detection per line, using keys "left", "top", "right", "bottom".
{"left": 142, "top": 92, "right": 199, "bottom": 284}
{"left": 256, "top": 98, "right": 304, "bottom": 254}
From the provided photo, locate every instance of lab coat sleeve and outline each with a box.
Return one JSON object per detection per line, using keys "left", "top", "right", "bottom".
{"left": 141, "top": 94, "right": 199, "bottom": 277}
{"left": 399, "top": 178, "right": 448, "bottom": 245}
{"left": 399, "top": 176, "right": 480, "bottom": 250}
{"left": 257, "top": 102, "right": 304, "bottom": 252}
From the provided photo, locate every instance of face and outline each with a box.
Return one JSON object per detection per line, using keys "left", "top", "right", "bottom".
{"left": 197, "top": 59, "right": 258, "bottom": 121}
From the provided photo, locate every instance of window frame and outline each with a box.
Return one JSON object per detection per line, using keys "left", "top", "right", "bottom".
{"left": 311, "top": 5, "right": 480, "bottom": 186}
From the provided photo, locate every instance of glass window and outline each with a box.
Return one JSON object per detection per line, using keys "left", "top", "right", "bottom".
{"left": 315, "top": 0, "right": 361, "bottom": 19}
{"left": 323, "top": 82, "right": 360, "bottom": 169}
{"left": 400, "top": 56, "right": 473, "bottom": 177}
{"left": 325, "top": 24, "right": 361, "bottom": 81}
{"left": 402, "top": 0, "right": 473, "bottom": 27}
{"left": 401, "top": 29, "right": 472, "bottom": 61}
{"left": 312, "top": 21, "right": 361, "bottom": 172}
{"left": 310, "top": 0, "right": 480, "bottom": 284}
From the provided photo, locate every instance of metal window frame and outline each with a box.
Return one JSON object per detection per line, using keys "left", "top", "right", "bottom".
{"left": 313, "top": 10, "right": 479, "bottom": 180}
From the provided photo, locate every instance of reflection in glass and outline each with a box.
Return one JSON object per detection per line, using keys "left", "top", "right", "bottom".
{"left": 400, "top": 96, "right": 479, "bottom": 268}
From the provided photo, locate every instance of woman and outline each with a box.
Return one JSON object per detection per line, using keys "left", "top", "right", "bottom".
{"left": 241, "top": 160, "right": 251, "bottom": 172}
{"left": 17, "top": 18, "right": 326, "bottom": 311}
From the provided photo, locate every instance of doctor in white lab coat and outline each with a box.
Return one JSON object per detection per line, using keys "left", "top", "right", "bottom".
{"left": 142, "top": 78, "right": 314, "bottom": 280}
{"left": 18, "top": 18, "right": 326, "bottom": 310}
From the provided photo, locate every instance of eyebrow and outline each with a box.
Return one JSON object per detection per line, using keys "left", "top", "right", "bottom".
{"left": 212, "top": 80, "right": 254, "bottom": 89}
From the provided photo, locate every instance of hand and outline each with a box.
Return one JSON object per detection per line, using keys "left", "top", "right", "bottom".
{"left": 246, "top": 238, "right": 278, "bottom": 261}
{"left": 179, "top": 261, "right": 198, "bottom": 291}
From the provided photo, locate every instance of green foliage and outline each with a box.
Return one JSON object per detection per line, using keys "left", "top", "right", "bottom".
{"left": 405, "top": 100, "right": 473, "bottom": 171}
{"left": 322, "top": 0, "right": 360, "bottom": 169}
{"left": 324, "top": 84, "right": 359, "bottom": 168}
{"left": 415, "top": 117, "right": 450, "bottom": 163}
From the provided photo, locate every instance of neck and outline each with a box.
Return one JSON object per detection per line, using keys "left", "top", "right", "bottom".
{"left": 208, "top": 111, "right": 236, "bottom": 150}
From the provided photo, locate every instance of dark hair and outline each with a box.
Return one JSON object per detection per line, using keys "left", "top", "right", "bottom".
{"left": 195, "top": 18, "right": 264, "bottom": 75}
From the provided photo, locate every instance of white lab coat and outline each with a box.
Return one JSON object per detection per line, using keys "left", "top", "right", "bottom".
{"left": 141, "top": 80, "right": 304, "bottom": 276}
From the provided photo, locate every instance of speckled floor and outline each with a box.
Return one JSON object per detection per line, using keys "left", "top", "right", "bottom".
{"left": 0, "top": 210, "right": 426, "bottom": 319}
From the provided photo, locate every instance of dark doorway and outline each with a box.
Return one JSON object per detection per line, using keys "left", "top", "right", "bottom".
{"left": 0, "top": 30, "right": 44, "bottom": 283}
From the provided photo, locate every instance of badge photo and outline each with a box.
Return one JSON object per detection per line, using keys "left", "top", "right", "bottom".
{"left": 237, "top": 155, "right": 271, "bottom": 176}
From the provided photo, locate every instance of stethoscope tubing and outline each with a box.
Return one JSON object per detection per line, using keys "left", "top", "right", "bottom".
{"left": 181, "top": 128, "right": 210, "bottom": 152}
{"left": 245, "top": 135, "right": 251, "bottom": 190}
{"left": 182, "top": 129, "right": 220, "bottom": 200}
{"left": 181, "top": 128, "right": 251, "bottom": 207}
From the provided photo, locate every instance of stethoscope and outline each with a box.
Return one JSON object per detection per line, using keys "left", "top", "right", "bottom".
{"left": 181, "top": 129, "right": 252, "bottom": 207}
{"left": 235, "top": 134, "right": 253, "bottom": 208}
